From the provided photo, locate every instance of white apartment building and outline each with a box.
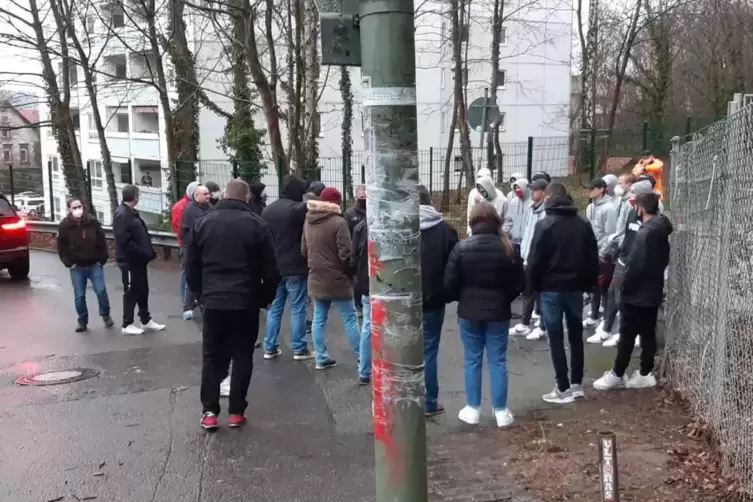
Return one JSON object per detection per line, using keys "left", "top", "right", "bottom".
{"left": 42, "top": 0, "right": 572, "bottom": 223}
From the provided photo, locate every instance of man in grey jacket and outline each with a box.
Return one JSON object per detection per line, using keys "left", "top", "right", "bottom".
{"left": 511, "top": 178, "right": 549, "bottom": 341}
{"left": 587, "top": 173, "right": 635, "bottom": 343}
{"left": 584, "top": 177, "right": 617, "bottom": 327}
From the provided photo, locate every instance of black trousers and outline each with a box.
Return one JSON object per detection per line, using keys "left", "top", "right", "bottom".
{"left": 201, "top": 308, "right": 260, "bottom": 415}
{"left": 613, "top": 303, "right": 659, "bottom": 377}
{"left": 590, "top": 259, "right": 615, "bottom": 320}
{"left": 120, "top": 264, "right": 151, "bottom": 328}
{"left": 521, "top": 288, "right": 541, "bottom": 326}
{"left": 602, "top": 262, "right": 626, "bottom": 331}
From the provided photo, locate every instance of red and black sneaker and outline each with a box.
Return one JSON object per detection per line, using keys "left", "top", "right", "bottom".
{"left": 228, "top": 414, "right": 247, "bottom": 428}
{"left": 201, "top": 412, "right": 219, "bottom": 430}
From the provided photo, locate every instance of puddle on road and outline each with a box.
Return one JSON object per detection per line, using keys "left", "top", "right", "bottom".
{"left": 28, "top": 276, "right": 63, "bottom": 293}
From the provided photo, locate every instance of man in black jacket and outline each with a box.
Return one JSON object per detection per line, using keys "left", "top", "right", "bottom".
{"left": 249, "top": 182, "right": 266, "bottom": 216}
{"left": 594, "top": 192, "right": 671, "bottom": 392}
{"left": 260, "top": 175, "right": 313, "bottom": 360}
{"left": 344, "top": 184, "right": 367, "bottom": 315}
{"left": 351, "top": 211, "right": 370, "bottom": 385}
{"left": 179, "top": 184, "right": 211, "bottom": 320}
{"left": 57, "top": 198, "right": 113, "bottom": 332}
{"left": 418, "top": 185, "right": 459, "bottom": 416}
{"left": 527, "top": 188, "right": 599, "bottom": 404}
{"left": 187, "top": 179, "right": 280, "bottom": 430}
{"left": 113, "top": 185, "right": 166, "bottom": 336}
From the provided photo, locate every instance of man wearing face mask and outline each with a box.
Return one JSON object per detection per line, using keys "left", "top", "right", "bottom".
{"left": 588, "top": 173, "right": 635, "bottom": 345}
{"left": 583, "top": 178, "right": 617, "bottom": 329}
{"left": 205, "top": 181, "right": 221, "bottom": 207}
{"left": 506, "top": 177, "right": 530, "bottom": 256}
{"left": 57, "top": 198, "right": 113, "bottom": 332}
{"left": 180, "top": 184, "right": 212, "bottom": 320}
{"left": 593, "top": 192, "right": 672, "bottom": 391}
{"left": 467, "top": 172, "right": 510, "bottom": 236}
{"left": 506, "top": 172, "right": 524, "bottom": 200}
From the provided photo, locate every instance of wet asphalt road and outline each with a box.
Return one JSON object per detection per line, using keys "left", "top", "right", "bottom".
{"left": 0, "top": 251, "right": 630, "bottom": 502}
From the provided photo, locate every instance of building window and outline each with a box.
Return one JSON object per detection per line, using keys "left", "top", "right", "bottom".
{"left": 498, "top": 112, "right": 506, "bottom": 131}
{"left": 69, "top": 65, "right": 78, "bottom": 86}
{"left": 19, "top": 144, "right": 28, "bottom": 164}
{"left": 441, "top": 110, "right": 447, "bottom": 133}
{"left": 496, "top": 70, "right": 506, "bottom": 89}
{"left": 453, "top": 155, "right": 463, "bottom": 172}
{"left": 90, "top": 160, "right": 103, "bottom": 188}
{"left": 49, "top": 155, "right": 60, "bottom": 181}
{"left": 2, "top": 144, "right": 11, "bottom": 163}
{"left": 500, "top": 27, "right": 507, "bottom": 45}
{"left": 0, "top": 107, "right": 7, "bottom": 116}
{"left": 460, "top": 21, "right": 469, "bottom": 42}
{"left": 96, "top": 210, "right": 104, "bottom": 222}
{"left": 1, "top": 128, "right": 8, "bottom": 139}
{"left": 87, "top": 16, "right": 95, "bottom": 32}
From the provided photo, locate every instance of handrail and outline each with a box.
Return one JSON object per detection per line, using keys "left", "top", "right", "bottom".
{"left": 26, "top": 220, "right": 179, "bottom": 249}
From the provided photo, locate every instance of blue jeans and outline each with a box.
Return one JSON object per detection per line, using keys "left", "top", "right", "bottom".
{"left": 540, "top": 291, "right": 585, "bottom": 392}
{"left": 458, "top": 318, "right": 510, "bottom": 409}
{"left": 70, "top": 264, "right": 110, "bottom": 324}
{"left": 311, "top": 298, "right": 360, "bottom": 365}
{"left": 423, "top": 308, "right": 445, "bottom": 413}
{"left": 359, "top": 295, "right": 371, "bottom": 378}
{"left": 264, "top": 276, "right": 309, "bottom": 354}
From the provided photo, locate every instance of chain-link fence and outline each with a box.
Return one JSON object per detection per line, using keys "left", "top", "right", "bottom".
{"left": 663, "top": 102, "right": 753, "bottom": 495}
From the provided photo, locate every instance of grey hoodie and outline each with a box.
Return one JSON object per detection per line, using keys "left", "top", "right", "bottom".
{"left": 420, "top": 204, "right": 443, "bottom": 230}
{"left": 506, "top": 178, "right": 530, "bottom": 244}
{"left": 586, "top": 195, "right": 617, "bottom": 259}
{"left": 506, "top": 172, "right": 524, "bottom": 200}
{"left": 520, "top": 198, "right": 546, "bottom": 262}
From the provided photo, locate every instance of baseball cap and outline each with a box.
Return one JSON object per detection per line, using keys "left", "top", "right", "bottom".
{"left": 585, "top": 177, "right": 607, "bottom": 190}
{"left": 529, "top": 179, "right": 548, "bottom": 192}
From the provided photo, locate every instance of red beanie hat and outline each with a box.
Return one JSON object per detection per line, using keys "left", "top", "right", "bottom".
{"left": 320, "top": 187, "right": 342, "bottom": 205}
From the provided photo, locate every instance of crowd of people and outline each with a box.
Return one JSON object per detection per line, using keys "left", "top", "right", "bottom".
{"left": 54, "top": 151, "right": 670, "bottom": 431}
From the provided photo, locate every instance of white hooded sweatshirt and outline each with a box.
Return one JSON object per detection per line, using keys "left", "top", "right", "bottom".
{"left": 506, "top": 178, "right": 530, "bottom": 244}
{"left": 506, "top": 172, "right": 525, "bottom": 199}
{"left": 467, "top": 174, "right": 510, "bottom": 236}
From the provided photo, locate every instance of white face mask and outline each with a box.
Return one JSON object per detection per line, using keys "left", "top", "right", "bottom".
{"left": 71, "top": 208, "right": 84, "bottom": 219}
{"left": 614, "top": 186, "right": 625, "bottom": 197}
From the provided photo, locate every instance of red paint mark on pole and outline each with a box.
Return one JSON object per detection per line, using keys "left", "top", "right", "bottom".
{"left": 368, "top": 239, "right": 383, "bottom": 278}
{"left": 370, "top": 296, "right": 404, "bottom": 487}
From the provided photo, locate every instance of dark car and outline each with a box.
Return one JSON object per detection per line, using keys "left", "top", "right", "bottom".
{"left": 0, "top": 193, "right": 30, "bottom": 279}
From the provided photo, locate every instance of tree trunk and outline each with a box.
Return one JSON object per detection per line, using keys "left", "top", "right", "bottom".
{"left": 441, "top": 101, "right": 458, "bottom": 212}
{"left": 302, "top": 0, "right": 320, "bottom": 173}
{"left": 457, "top": 0, "right": 474, "bottom": 192}
{"left": 487, "top": 0, "right": 504, "bottom": 178}
{"left": 339, "top": 66, "right": 354, "bottom": 200}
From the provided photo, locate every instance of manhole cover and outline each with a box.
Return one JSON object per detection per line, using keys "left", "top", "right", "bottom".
{"left": 15, "top": 368, "right": 100, "bottom": 386}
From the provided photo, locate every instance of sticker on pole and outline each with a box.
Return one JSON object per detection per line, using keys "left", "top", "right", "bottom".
{"left": 15, "top": 368, "right": 100, "bottom": 386}
{"left": 362, "top": 87, "right": 416, "bottom": 107}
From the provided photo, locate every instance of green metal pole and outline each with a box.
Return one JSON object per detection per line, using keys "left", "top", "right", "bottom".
{"left": 359, "top": 0, "right": 427, "bottom": 500}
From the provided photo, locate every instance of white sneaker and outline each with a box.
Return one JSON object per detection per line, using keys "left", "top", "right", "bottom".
{"left": 182, "top": 310, "right": 193, "bottom": 321}
{"left": 586, "top": 328, "right": 611, "bottom": 344}
{"left": 494, "top": 408, "right": 514, "bottom": 428}
{"left": 583, "top": 317, "right": 600, "bottom": 328}
{"left": 534, "top": 319, "right": 542, "bottom": 328}
{"left": 531, "top": 312, "right": 540, "bottom": 321}
{"left": 526, "top": 327, "right": 546, "bottom": 340}
{"left": 219, "top": 376, "right": 231, "bottom": 397}
{"left": 625, "top": 370, "right": 656, "bottom": 389}
{"left": 542, "top": 387, "right": 575, "bottom": 404}
{"left": 458, "top": 406, "right": 481, "bottom": 425}
{"left": 122, "top": 323, "right": 144, "bottom": 335}
{"left": 635, "top": 336, "right": 641, "bottom": 349}
{"left": 142, "top": 320, "right": 166, "bottom": 332}
{"left": 570, "top": 384, "right": 585, "bottom": 399}
{"left": 509, "top": 323, "right": 530, "bottom": 336}
{"left": 593, "top": 370, "right": 627, "bottom": 390}
{"left": 602, "top": 333, "right": 620, "bottom": 347}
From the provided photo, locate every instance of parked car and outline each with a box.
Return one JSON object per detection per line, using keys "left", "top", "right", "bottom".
{"left": 0, "top": 193, "right": 30, "bottom": 280}
{"left": 13, "top": 195, "right": 45, "bottom": 220}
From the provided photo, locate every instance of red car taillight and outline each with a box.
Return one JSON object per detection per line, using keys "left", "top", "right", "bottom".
{"left": 1, "top": 219, "right": 26, "bottom": 231}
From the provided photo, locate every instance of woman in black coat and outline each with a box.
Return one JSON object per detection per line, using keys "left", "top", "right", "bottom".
{"left": 444, "top": 201, "right": 524, "bottom": 428}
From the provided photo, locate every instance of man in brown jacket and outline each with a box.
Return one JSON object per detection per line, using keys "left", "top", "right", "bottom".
{"left": 301, "top": 187, "right": 361, "bottom": 370}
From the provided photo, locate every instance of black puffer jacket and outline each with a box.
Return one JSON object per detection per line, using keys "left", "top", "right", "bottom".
{"left": 57, "top": 215, "right": 108, "bottom": 268}
{"left": 420, "top": 205, "right": 459, "bottom": 311}
{"left": 443, "top": 222, "right": 524, "bottom": 322}
{"left": 179, "top": 200, "right": 210, "bottom": 248}
{"left": 344, "top": 201, "right": 366, "bottom": 235}
{"left": 261, "top": 176, "right": 308, "bottom": 277}
{"left": 351, "top": 218, "right": 369, "bottom": 299}
{"left": 113, "top": 203, "right": 155, "bottom": 267}
{"left": 622, "top": 214, "right": 672, "bottom": 307}
{"left": 526, "top": 195, "right": 599, "bottom": 293}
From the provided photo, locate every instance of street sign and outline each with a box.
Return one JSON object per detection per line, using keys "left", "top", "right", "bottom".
{"left": 319, "top": 0, "right": 361, "bottom": 66}
{"left": 467, "top": 96, "right": 500, "bottom": 132}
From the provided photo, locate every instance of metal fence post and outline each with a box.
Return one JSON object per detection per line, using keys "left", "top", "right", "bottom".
{"left": 428, "top": 147, "right": 433, "bottom": 195}
{"left": 526, "top": 136, "right": 533, "bottom": 181}
{"left": 86, "top": 160, "right": 93, "bottom": 212}
{"left": 342, "top": 144, "right": 348, "bottom": 209}
{"left": 232, "top": 159, "right": 239, "bottom": 179}
{"left": 47, "top": 160, "right": 54, "bottom": 222}
{"left": 641, "top": 121, "right": 649, "bottom": 151}
{"left": 685, "top": 116, "right": 692, "bottom": 138}
{"left": 589, "top": 128, "right": 597, "bottom": 179}
{"left": 361, "top": 163, "right": 366, "bottom": 185}
{"left": 8, "top": 164, "right": 14, "bottom": 207}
